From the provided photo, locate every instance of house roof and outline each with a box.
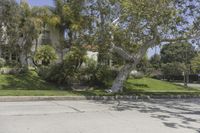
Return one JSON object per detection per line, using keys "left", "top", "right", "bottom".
{"left": 83, "top": 45, "right": 98, "bottom": 52}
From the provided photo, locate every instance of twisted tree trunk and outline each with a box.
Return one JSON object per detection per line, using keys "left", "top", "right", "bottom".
{"left": 110, "top": 43, "right": 151, "bottom": 93}
{"left": 111, "top": 63, "right": 135, "bottom": 92}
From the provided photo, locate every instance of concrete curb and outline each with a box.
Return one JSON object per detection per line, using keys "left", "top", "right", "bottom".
{"left": 1, "top": 95, "right": 200, "bottom": 102}
{"left": 0, "top": 96, "right": 88, "bottom": 102}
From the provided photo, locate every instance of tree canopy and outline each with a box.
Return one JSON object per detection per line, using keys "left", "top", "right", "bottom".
{"left": 160, "top": 43, "right": 197, "bottom": 64}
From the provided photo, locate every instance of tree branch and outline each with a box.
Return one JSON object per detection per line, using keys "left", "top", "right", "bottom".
{"left": 134, "top": 26, "right": 160, "bottom": 61}
{"left": 110, "top": 42, "right": 135, "bottom": 62}
{"left": 161, "top": 31, "right": 200, "bottom": 43}
{"left": 161, "top": 36, "right": 188, "bottom": 43}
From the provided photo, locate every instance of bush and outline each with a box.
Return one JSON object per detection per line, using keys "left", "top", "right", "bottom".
{"left": 0, "top": 58, "right": 6, "bottom": 68}
{"left": 79, "top": 58, "right": 97, "bottom": 83}
{"left": 38, "top": 64, "right": 69, "bottom": 84}
{"left": 89, "top": 65, "right": 118, "bottom": 87}
{"left": 38, "top": 46, "right": 87, "bottom": 86}
{"left": 38, "top": 58, "right": 118, "bottom": 88}
{"left": 37, "top": 46, "right": 118, "bottom": 88}
{"left": 39, "top": 63, "right": 83, "bottom": 87}
{"left": 34, "top": 45, "right": 57, "bottom": 66}
{"left": 129, "top": 71, "right": 144, "bottom": 79}
{"left": 64, "top": 46, "right": 86, "bottom": 69}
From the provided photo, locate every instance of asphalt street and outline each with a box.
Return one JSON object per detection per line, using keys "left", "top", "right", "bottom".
{"left": 0, "top": 99, "right": 200, "bottom": 133}
{"left": 175, "top": 83, "right": 200, "bottom": 90}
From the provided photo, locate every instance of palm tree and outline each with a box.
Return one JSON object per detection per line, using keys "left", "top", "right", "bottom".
{"left": 31, "top": 6, "right": 51, "bottom": 52}
{"left": 47, "top": 0, "right": 86, "bottom": 61}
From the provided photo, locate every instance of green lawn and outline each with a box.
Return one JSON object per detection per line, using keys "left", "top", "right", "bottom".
{"left": 0, "top": 71, "right": 200, "bottom": 96}
{"left": 0, "top": 71, "right": 59, "bottom": 90}
{"left": 0, "top": 90, "right": 107, "bottom": 96}
{"left": 0, "top": 71, "right": 106, "bottom": 96}
{"left": 124, "top": 78, "right": 200, "bottom": 95}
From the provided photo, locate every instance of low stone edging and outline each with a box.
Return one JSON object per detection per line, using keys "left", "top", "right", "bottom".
{"left": 1, "top": 95, "right": 200, "bottom": 102}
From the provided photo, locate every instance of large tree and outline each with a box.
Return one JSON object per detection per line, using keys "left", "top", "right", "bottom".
{"left": 18, "top": 2, "right": 44, "bottom": 66}
{"left": 0, "top": 1, "right": 45, "bottom": 66}
{"left": 103, "top": 0, "right": 200, "bottom": 92}
{"left": 47, "top": 0, "right": 90, "bottom": 61}
{"left": 0, "top": 0, "right": 20, "bottom": 49}
{"left": 160, "top": 43, "right": 197, "bottom": 85}
{"left": 88, "top": 0, "right": 118, "bottom": 65}
{"left": 160, "top": 43, "right": 197, "bottom": 64}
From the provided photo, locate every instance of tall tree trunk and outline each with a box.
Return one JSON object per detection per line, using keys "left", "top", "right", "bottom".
{"left": 59, "top": 29, "right": 65, "bottom": 63}
{"left": 25, "top": 52, "right": 29, "bottom": 68}
{"left": 19, "top": 52, "right": 26, "bottom": 67}
{"left": 60, "top": 50, "right": 64, "bottom": 62}
{"left": 184, "top": 71, "right": 189, "bottom": 87}
{"left": 111, "top": 63, "right": 135, "bottom": 93}
{"left": 109, "top": 39, "right": 155, "bottom": 93}
{"left": 34, "top": 39, "right": 38, "bottom": 55}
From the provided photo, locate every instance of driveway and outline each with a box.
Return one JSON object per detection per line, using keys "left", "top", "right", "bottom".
{"left": 0, "top": 99, "right": 200, "bottom": 133}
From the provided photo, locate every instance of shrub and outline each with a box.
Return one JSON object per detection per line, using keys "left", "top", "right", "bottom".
{"left": 34, "top": 45, "right": 57, "bottom": 66}
{"left": 38, "top": 64, "right": 70, "bottom": 85}
{"left": 64, "top": 45, "right": 86, "bottom": 69}
{"left": 40, "top": 63, "right": 82, "bottom": 86}
{"left": 80, "top": 58, "right": 97, "bottom": 84}
{"left": 129, "top": 71, "right": 144, "bottom": 79}
{"left": 0, "top": 58, "right": 6, "bottom": 68}
{"left": 38, "top": 46, "right": 87, "bottom": 86}
{"left": 89, "top": 65, "right": 118, "bottom": 87}
{"left": 37, "top": 47, "right": 118, "bottom": 88}
{"left": 38, "top": 59, "right": 117, "bottom": 88}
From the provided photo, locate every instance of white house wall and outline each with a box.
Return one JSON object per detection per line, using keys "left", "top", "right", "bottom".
{"left": 86, "top": 51, "right": 98, "bottom": 62}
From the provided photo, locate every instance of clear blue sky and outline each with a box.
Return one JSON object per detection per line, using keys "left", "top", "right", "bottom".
{"left": 148, "top": 46, "right": 160, "bottom": 58}
{"left": 15, "top": 0, "right": 157, "bottom": 57}
{"left": 16, "top": 0, "right": 54, "bottom": 6}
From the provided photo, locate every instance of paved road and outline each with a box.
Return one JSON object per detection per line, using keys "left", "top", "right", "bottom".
{"left": 175, "top": 83, "right": 200, "bottom": 89}
{"left": 0, "top": 99, "right": 200, "bottom": 133}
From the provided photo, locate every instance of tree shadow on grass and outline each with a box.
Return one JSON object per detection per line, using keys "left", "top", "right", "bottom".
{"left": 125, "top": 82, "right": 150, "bottom": 90}
{"left": 93, "top": 99, "right": 200, "bottom": 133}
{"left": 129, "top": 83, "right": 149, "bottom": 88}
{"left": 0, "top": 73, "right": 59, "bottom": 90}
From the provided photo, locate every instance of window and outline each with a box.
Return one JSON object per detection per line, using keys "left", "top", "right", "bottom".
{"left": 1, "top": 46, "right": 20, "bottom": 62}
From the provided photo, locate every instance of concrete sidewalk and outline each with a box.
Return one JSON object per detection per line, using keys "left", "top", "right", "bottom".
{"left": 0, "top": 99, "right": 200, "bottom": 133}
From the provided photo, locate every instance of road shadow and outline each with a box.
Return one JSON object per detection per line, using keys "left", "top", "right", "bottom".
{"left": 92, "top": 99, "right": 200, "bottom": 133}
